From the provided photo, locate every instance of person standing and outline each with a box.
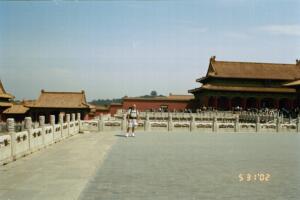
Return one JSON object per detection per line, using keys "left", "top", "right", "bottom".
{"left": 126, "top": 104, "right": 139, "bottom": 137}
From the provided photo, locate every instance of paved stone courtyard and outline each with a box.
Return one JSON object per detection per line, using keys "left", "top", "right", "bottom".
{"left": 79, "top": 132, "right": 300, "bottom": 200}
{"left": 1, "top": 132, "right": 300, "bottom": 200}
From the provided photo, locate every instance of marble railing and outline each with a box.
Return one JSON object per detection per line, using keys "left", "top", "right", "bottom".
{"left": 83, "top": 114, "right": 300, "bottom": 134}
{"left": 0, "top": 113, "right": 81, "bottom": 165}
{"left": 1, "top": 112, "right": 299, "bottom": 166}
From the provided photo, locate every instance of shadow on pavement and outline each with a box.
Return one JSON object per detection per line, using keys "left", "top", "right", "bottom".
{"left": 114, "top": 134, "right": 127, "bottom": 137}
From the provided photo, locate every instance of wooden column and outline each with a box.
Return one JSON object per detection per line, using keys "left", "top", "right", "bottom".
{"left": 228, "top": 98, "right": 232, "bottom": 110}
{"left": 256, "top": 98, "right": 261, "bottom": 109}
{"left": 275, "top": 99, "right": 279, "bottom": 109}
{"left": 202, "top": 96, "right": 209, "bottom": 107}
{"left": 241, "top": 98, "right": 246, "bottom": 110}
{"left": 287, "top": 99, "right": 292, "bottom": 109}
{"left": 213, "top": 97, "right": 218, "bottom": 109}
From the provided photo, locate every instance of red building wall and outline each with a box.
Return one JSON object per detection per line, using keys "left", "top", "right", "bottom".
{"left": 109, "top": 104, "right": 123, "bottom": 115}
{"left": 123, "top": 99, "right": 193, "bottom": 111}
{"left": 95, "top": 110, "right": 110, "bottom": 115}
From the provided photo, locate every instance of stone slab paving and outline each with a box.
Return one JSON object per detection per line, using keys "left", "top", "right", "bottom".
{"left": 79, "top": 132, "right": 300, "bottom": 200}
{"left": 0, "top": 132, "right": 117, "bottom": 200}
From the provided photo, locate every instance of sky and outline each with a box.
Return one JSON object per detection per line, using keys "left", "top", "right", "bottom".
{"left": 0, "top": 0, "right": 299, "bottom": 101}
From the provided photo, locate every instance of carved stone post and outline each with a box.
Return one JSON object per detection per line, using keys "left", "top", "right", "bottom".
{"left": 297, "top": 117, "right": 300, "bottom": 133}
{"left": 77, "top": 113, "right": 81, "bottom": 121}
{"left": 121, "top": 114, "right": 127, "bottom": 131}
{"left": 77, "top": 113, "right": 82, "bottom": 132}
{"left": 71, "top": 113, "right": 76, "bottom": 122}
{"left": 98, "top": 115, "right": 102, "bottom": 132}
{"left": 212, "top": 116, "right": 218, "bottom": 132}
{"left": 39, "top": 116, "right": 46, "bottom": 146}
{"left": 7, "top": 118, "right": 16, "bottom": 160}
{"left": 256, "top": 116, "right": 260, "bottom": 132}
{"left": 50, "top": 115, "right": 56, "bottom": 141}
{"left": 144, "top": 113, "right": 150, "bottom": 131}
{"left": 276, "top": 115, "right": 281, "bottom": 133}
{"left": 50, "top": 115, "right": 55, "bottom": 126}
{"left": 24, "top": 117, "right": 32, "bottom": 150}
{"left": 234, "top": 116, "right": 239, "bottom": 132}
{"left": 66, "top": 114, "right": 70, "bottom": 123}
{"left": 190, "top": 115, "right": 196, "bottom": 132}
{"left": 39, "top": 116, "right": 45, "bottom": 127}
{"left": 99, "top": 114, "right": 104, "bottom": 132}
{"left": 66, "top": 114, "right": 70, "bottom": 136}
{"left": 168, "top": 113, "right": 173, "bottom": 132}
{"left": 24, "top": 117, "right": 32, "bottom": 130}
{"left": 59, "top": 113, "right": 64, "bottom": 124}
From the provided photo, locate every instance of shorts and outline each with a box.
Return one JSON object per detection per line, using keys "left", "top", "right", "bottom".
{"left": 128, "top": 119, "right": 138, "bottom": 128}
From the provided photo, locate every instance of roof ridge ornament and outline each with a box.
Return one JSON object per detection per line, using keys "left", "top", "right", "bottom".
{"left": 210, "top": 56, "right": 216, "bottom": 62}
{"left": 296, "top": 59, "right": 300, "bottom": 66}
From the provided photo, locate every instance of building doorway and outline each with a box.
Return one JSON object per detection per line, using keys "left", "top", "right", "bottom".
{"left": 246, "top": 98, "right": 257, "bottom": 109}
{"left": 217, "top": 96, "right": 229, "bottom": 110}
{"left": 261, "top": 98, "right": 274, "bottom": 109}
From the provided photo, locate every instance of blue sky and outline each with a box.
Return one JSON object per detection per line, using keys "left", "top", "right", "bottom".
{"left": 0, "top": 0, "right": 299, "bottom": 101}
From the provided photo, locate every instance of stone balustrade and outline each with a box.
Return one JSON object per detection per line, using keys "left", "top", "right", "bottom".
{"left": 0, "top": 113, "right": 81, "bottom": 165}
{"left": 1, "top": 112, "right": 299, "bottom": 166}
{"left": 81, "top": 112, "right": 300, "bottom": 134}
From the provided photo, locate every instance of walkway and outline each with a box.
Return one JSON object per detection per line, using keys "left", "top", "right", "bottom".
{"left": 0, "top": 132, "right": 117, "bottom": 200}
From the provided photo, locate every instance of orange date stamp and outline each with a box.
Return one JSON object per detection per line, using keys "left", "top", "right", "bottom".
{"left": 238, "top": 173, "right": 271, "bottom": 182}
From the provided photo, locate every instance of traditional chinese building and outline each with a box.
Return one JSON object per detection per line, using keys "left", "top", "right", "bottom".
{"left": 25, "top": 90, "right": 91, "bottom": 122}
{"left": 0, "top": 80, "right": 14, "bottom": 121}
{"left": 3, "top": 104, "right": 30, "bottom": 122}
{"left": 189, "top": 56, "right": 300, "bottom": 110}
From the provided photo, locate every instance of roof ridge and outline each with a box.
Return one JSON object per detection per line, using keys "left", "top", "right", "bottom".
{"left": 169, "top": 94, "right": 193, "bottom": 96}
{"left": 41, "top": 90, "right": 85, "bottom": 94}
{"left": 0, "top": 80, "right": 7, "bottom": 94}
{"left": 214, "top": 60, "right": 295, "bottom": 66}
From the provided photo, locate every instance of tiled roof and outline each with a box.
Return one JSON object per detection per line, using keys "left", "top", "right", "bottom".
{"left": 95, "top": 105, "right": 109, "bottom": 110}
{"left": 124, "top": 94, "right": 194, "bottom": 101}
{"left": 190, "top": 57, "right": 300, "bottom": 94}
{"left": 3, "top": 104, "right": 29, "bottom": 114}
{"left": 189, "top": 84, "right": 296, "bottom": 93}
{"left": 0, "top": 80, "right": 14, "bottom": 99}
{"left": 0, "top": 102, "right": 13, "bottom": 107}
{"left": 206, "top": 57, "right": 300, "bottom": 80}
{"left": 166, "top": 95, "right": 194, "bottom": 101}
{"left": 25, "top": 90, "right": 90, "bottom": 109}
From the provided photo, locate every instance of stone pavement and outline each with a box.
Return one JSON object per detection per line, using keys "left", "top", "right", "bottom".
{"left": 0, "top": 131, "right": 117, "bottom": 200}
{"left": 1, "top": 132, "right": 300, "bottom": 200}
{"left": 79, "top": 132, "right": 300, "bottom": 200}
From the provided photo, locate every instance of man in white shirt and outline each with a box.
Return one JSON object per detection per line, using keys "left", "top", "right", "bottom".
{"left": 126, "top": 104, "right": 139, "bottom": 137}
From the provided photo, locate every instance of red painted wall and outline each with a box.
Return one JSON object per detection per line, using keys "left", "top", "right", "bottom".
{"left": 109, "top": 104, "right": 123, "bottom": 115}
{"left": 95, "top": 110, "right": 110, "bottom": 115}
{"left": 123, "top": 99, "right": 194, "bottom": 111}
{"left": 90, "top": 99, "right": 197, "bottom": 118}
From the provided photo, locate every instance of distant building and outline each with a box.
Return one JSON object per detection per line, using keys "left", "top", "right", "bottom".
{"left": 94, "top": 105, "right": 110, "bottom": 115}
{"left": 109, "top": 103, "right": 123, "bottom": 115}
{"left": 3, "top": 104, "right": 30, "bottom": 122}
{"left": 122, "top": 94, "right": 195, "bottom": 112}
{"left": 0, "top": 80, "right": 14, "bottom": 121}
{"left": 25, "top": 90, "right": 91, "bottom": 122}
{"left": 88, "top": 94, "right": 195, "bottom": 118}
{"left": 189, "top": 56, "right": 300, "bottom": 110}
{"left": 88, "top": 103, "right": 122, "bottom": 118}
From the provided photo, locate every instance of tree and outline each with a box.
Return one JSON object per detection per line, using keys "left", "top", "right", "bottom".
{"left": 150, "top": 90, "right": 157, "bottom": 97}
